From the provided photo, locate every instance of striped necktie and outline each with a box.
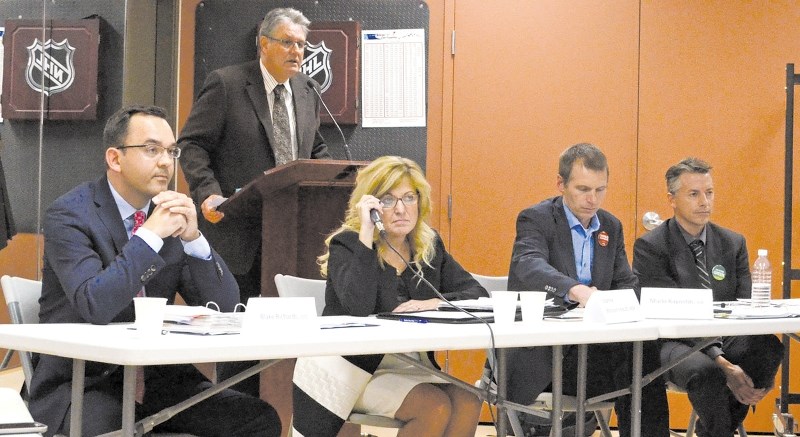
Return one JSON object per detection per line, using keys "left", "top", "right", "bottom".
{"left": 689, "top": 240, "right": 711, "bottom": 289}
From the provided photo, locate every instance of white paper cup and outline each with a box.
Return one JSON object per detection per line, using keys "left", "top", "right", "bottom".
{"left": 519, "top": 291, "right": 547, "bottom": 323}
{"left": 133, "top": 297, "right": 167, "bottom": 336}
{"left": 491, "top": 291, "right": 519, "bottom": 324}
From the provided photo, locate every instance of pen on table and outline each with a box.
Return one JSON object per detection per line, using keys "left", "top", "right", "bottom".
{"left": 399, "top": 317, "right": 427, "bottom": 324}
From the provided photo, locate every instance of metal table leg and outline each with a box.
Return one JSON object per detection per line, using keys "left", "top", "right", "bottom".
{"left": 122, "top": 365, "right": 136, "bottom": 436}
{"left": 632, "top": 341, "right": 643, "bottom": 437}
{"left": 70, "top": 359, "right": 85, "bottom": 437}
{"left": 497, "top": 349, "right": 508, "bottom": 437}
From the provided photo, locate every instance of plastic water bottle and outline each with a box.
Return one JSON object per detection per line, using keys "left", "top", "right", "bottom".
{"left": 750, "top": 249, "right": 771, "bottom": 308}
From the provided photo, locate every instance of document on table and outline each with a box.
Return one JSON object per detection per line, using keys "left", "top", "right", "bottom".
{"left": 162, "top": 305, "right": 243, "bottom": 335}
{"left": 713, "top": 300, "right": 800, "bottom": 319}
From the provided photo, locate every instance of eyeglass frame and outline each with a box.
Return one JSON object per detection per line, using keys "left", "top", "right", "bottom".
{"left": 378, "top": 191, "right": 419, "bottom": 209}
{"left": 266, "top": 35, "right": 307, "bottom": 51}
{"left": 116, "top": 143, "right": 182, "bottom": 159}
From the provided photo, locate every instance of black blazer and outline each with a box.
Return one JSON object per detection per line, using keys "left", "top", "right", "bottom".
{"left": 322, "top": 231, "right": 488, "bottom": 316}
{"left": 179, "top": 60, "right": 330, "bottom": 274}
{"left": 508, "top": 196, "right": 638, "bottom": 304}
{"left": 632, "top": 217, "right": 751, "bottom": 301}
{"left": 29, "top": 175, "right": 239, "bottom": 433}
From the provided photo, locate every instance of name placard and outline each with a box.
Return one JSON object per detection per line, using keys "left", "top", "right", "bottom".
{"left": 242, "top": 297, "right": 318, "bottom": 333}
{"left": 583, "top": 289, "right": 643, "bottom": 324}
{"left": 640, "top": 287, "right": 713, "bottom": 320}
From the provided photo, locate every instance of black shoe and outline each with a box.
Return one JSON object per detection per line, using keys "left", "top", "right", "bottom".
{"left": 517, "top": 412, "right": 596, "bottom": 437}
{"left": 517, "top": 412, "right": 552, "bottom": 436}
{"left": 560, "top": 412, "right": 597, "bottom": 437}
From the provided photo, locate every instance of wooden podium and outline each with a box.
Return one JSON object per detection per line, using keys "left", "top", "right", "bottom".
{"left": 218, "top": 159, "right": 367, "bottom": 437}
{"left": 218, "top": 159, "right": 367, "bottom": 296}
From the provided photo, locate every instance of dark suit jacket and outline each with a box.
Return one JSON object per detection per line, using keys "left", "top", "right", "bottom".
{"left": 632, "top": 218, "right": 751, "bottom": 357}
{"left": 632, "top": 218, "right": 751, "bottom": 300}
{"left": 29, "top": 175, "right": 239, "bottom": 433}
{"left": 508, "top": 196, "right": 638, "bottom": 303}
{"left": 179, "top": 60, "right": 330, "bottom": 274}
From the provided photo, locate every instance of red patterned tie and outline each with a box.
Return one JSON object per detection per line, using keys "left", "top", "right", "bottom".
{"left": 132, "top": 210, "right": 145, "bottom": 234}
{"left": 131, "top": 211, "right": 147, "bottom": 298}
{"left": 132, "top": 210, "right": 148, "bottom": 403}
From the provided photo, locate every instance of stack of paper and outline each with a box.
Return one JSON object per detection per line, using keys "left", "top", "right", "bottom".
{"left": 162, "top": 305, "right": 243, "bottom": 335}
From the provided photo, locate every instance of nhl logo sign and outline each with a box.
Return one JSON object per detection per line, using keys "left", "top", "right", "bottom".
{"left": 302, "top": 41, "right": 332, "bottom": 92}
{"left": 25, "top": 38, "right": 76, "bottom": 96}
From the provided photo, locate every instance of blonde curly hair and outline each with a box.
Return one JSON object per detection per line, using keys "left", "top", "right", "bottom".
{"left": 318, "top": 156, "right": 436, "bottom": 277}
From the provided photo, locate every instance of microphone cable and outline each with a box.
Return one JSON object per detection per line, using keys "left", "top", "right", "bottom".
{"left": 377, "top": 230, "right": 503, "bottom": 425}
{"left": 310, "top": 82, "right": 353, "bottom": 161}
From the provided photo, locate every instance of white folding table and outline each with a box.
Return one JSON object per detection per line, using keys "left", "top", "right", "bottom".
{"left": 0, "top": 316, "right": 661, "bottom": 437}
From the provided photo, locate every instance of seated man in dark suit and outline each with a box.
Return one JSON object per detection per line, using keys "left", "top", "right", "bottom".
{"left": 28, "top": 104, "right": 281, "bottom": 436}
{"left": 633, "top": 157, "right": 783, "bottom": 437}
{"left": 504, "top": 143, "right": 670, "bottom": 437}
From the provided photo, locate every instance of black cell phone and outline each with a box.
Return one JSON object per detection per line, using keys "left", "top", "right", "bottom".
{"left": 0, "top": 421, "right": 48, "bottom": 434}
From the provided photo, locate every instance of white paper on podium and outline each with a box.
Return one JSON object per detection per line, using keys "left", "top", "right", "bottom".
{"left": 583, "top": 289, "right": 643, "bottom": 324}
{"left": 640, "top": 287, "right": 713, "bottom": 320}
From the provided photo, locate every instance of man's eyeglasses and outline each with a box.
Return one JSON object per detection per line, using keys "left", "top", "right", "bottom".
{"left": 266, "top": 35, "right": 307, "bottom": 51}
{"left": 379, "top": 192, "right": 419, "bottom": 209}
{"left": 116, "top": 143, "right": 181, "bottom": 159}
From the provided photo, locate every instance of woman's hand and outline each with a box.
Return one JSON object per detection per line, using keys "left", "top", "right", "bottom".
{"left": 393, "top": 298, "right": 442, "bottom": 313}
{"left": 356, "top": 194, "right": 383, "bottom": 247}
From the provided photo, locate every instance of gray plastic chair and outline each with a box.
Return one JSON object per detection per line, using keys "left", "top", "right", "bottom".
{"left": 1, "top": 275, "right": 42, "bottom": 397}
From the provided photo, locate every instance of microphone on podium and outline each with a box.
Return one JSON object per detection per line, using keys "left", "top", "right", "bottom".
{"left": 309, "top": 80, "right": 353, "bottom": 161}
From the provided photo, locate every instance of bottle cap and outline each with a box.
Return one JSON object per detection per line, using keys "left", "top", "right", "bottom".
{"left": 758, "top": 249, "right": 768, "bottom": 257}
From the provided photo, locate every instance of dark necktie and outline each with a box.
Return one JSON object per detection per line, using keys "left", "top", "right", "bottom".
{"left": 272, "top": 84, "right": 293, "bottom": 166}
{"left": 689, "top": 240, "right": 711, "bottom": 289}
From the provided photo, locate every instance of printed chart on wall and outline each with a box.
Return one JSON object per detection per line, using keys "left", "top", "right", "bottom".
{"left": 361, "top": 28, "right": 426, "bottom": 128}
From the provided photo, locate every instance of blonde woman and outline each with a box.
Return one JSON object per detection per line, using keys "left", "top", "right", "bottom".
{"left": 292, "top": 156, "right": 487, "bottom": 437}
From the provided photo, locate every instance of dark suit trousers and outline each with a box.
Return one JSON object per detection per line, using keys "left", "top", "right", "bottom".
{"left": 507, "top": 341, "right": 669, "bottom": 437}
{"left": 222, "top": 251, "right": 262, "bottom": 397}
{"left": 661, "top": 334, "right": 784, "bottom": 437}
{"left": 58, "top": 364, "right": 280, "bottom": 437}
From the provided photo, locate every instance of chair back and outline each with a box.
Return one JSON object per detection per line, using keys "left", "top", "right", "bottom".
{"left": 470, "top": 273, "right": 509, "bottom": 292}
{"left": 273, "top": 274, "right": 326, "bottom": 316}
{"left": 1, "top": 275, "right": 43, "bottom": 396}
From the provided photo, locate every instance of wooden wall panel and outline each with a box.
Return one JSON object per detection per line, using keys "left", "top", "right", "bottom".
{"left": 638, "top": 1, "right": 800, "bottom": 429}
{"left": 448, "top": 0, "right": 641, "bottom": 277}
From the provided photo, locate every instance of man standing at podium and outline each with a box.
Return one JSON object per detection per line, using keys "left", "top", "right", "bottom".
{"left": 179, "top": 7, "right": 330, "bottom": 306}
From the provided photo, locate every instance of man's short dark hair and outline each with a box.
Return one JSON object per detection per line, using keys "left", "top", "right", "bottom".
{"left": 558, "top": 143, "right": 608, "bottom": 183}
{"left": 103, "top": 105, "right": 167, "bottom": 148}
{"left": 665, "top": 157, "right": 712, "bottom": 194}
